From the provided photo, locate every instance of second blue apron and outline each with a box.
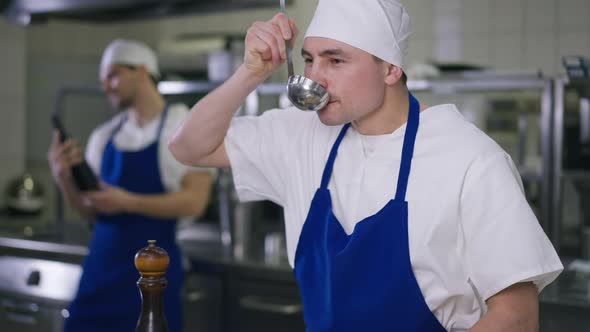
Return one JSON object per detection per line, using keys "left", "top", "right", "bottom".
{"left": 65, "top": 108, "right": 183, "bottom": 332}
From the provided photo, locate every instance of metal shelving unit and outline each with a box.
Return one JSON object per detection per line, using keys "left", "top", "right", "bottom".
{"left": 54, "top": 75, "right": 557, "bottom": 250}
{"left": 407, "top": 76, "right": 554, "bottom": 236}
{"left": 551, "top": 76, "right": 590, "bottom": 254}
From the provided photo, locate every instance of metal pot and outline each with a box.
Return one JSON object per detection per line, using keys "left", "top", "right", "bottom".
{"left": 5, "top": 173, "right": 44, "bottom": 215}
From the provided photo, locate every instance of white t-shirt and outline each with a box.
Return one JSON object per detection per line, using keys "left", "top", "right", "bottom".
{"left": 225, "top": 104, "right": 563, "bottom": 331}
{"left": 86, "top": 103, "right": 200, "bottom": 192}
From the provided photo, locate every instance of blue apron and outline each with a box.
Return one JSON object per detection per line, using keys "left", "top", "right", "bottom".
{"left": 294, "top": 93, "right": 447, "bottom": 332}
{"left": 65, "top": 108, "right": 183, "bottom": 332}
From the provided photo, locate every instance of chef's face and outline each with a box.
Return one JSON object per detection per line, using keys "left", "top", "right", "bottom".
{"left": 100, "top": 64, "right": 140, "bottom": 110}
{"left": 302, "top": 37, "right": 390, "bottom": 126}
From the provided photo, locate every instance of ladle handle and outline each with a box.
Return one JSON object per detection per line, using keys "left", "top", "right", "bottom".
{"left": 280, "top": 0, "right": 294, "bottom": 77}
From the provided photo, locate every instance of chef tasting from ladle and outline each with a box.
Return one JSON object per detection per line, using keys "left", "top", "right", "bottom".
{"left": 169, "top": 0, "right": 563, "bottom": 331}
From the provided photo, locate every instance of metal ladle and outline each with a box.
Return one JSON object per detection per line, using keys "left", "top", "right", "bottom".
{"left": 280, "top": 0, "right": 329, "bottom": 112}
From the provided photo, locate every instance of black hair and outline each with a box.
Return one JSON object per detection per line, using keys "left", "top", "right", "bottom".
{"left": 121, "top": 64, "right": 159, "bottom": 86}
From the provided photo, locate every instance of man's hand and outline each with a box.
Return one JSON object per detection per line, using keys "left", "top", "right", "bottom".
{"left": 47, "top": 130, "right": 83, "bottom": 182}
{"left": 244, "top": 12, "right": 299, "bottom": 79}
{"left": 84, "top": 182, "right": 134, "bottom": 215}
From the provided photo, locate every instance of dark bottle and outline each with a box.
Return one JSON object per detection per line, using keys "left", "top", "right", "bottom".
{"left": 135, "top": 240, "right": 170, "bottom": 332}
{"left": 51, "top": 115, "right": 99, "bottom": 191}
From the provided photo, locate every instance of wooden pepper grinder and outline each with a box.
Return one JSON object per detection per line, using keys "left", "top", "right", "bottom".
{"left": 135, "top": 240, "right": 170, "bottom": 332}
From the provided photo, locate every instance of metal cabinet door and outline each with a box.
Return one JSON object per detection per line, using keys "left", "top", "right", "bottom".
{"left": 228, "top": 277, "right": 305, "bottom": 332}
{"left": 182, "top": 273, "right": 223, "bottom": 332}
{"left": 540, "top": 302, "right": 590, "bottom": 332}
{"left": 0, "top": 297, "right": 66, "bottom": 332}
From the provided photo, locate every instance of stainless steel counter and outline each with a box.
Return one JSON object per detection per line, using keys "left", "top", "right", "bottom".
{"left": 2, "top": 219, "right": 590, "bottom": 301}
{"left": 1, "top": 221, "right": 589, "bottom": 331}
{"left": 0, "top": 220, "right": 293, "bottom": 279}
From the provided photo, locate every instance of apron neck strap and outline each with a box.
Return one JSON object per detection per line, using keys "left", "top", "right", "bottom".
{"left": 319, "top": 92, "right": 420, "bottom": 199}
{"left": 320, "top": 122, "right": 351, "bottom": 189}
{"left": 155, "top": 106, "right": 170, "bottom": 138}
{"left": 394, "top": 92, "right": 420, "bottom": 201}
{"left": 109, "top": 106, "right": 170, "bottom": 140}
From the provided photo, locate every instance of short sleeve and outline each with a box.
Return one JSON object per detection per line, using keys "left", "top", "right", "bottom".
{"left": 460, "top": 152, "right": 563, "bottom": 300}
{"left": 225, "top": 109, "right": 297, "bottom": 205}
{"left": 85, "top": 127, "right": 109, "bottom": 176}
{"left": 84, "top": 113, "right": 124, "bottom": 177}
{"left": 160, "top": 104, "right": 216, "bottom": 192}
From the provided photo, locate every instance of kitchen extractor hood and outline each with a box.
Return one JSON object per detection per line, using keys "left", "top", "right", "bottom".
{"left": 2, "top": 0, "right": 289, "bottom": 26}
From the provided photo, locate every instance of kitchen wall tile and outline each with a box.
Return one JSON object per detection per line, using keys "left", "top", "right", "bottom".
{"left": 411, "top": 24, "right": 434, "bottom": 42}
{"left": 433, "top": 0, "right": 462, "bottom": 17}
{"left": 0, "top": 96, "right": 25, "bottom": 151}
{"left": 463, "top": 36, "right": 492, "bottom": 67}
{"left": 432, "top": 0, "right": 462, "bottom": 38}
{"left": 27, "top": 21, "right": 122, "bottom": 57}
{"left": 462, "top": 0, "right": 491, "bottom": 36}
{"left": 407, "top": 38, "right": 434, "bottom": 67}
{"left": 0, "top": 158, "right": 25, "bottom": 201}
{"left": 402, "top": 0, "right": 433, "bottom": 39}
{"left": 0, "top": 19, "right": 26, "bottom": 191}
{"left": 410, "top": 14, "right": 434, "bottom": 40}
{"left": 0, "top": 96, "right": 26, "bottom": 187}
{"left": 433, "top": 15, "right": 462, "bottom": 38}
{"left": 0, "top": 21, "right": 25, "bottom": 92}
{"left": 433, "top": 37, "right": 463, "bottom": 63}
{"left": 124, "top": 21, "right": 162, "bottom": 46}
{"left": 523, "top": 32, "right": 558, "bottom": 75}
{"left": 491, "top": 33, "right": 524, "bottom": 70}
{"left": 26, "top": 25, "right": 51, "bottom": 55}
{"left": 401, "top": 0, "right": 431, "bottom": 18}
{"left": 159, "top": 8, "right": 273, "bottom": 38}
{"left": 492, "top": 0, "right": 525, "bottom": 33}
{"left": 556, "top": 32, "right": 590, "bottom": 63}
{"left": 524, "top": 0, "right": 556, "bottom": 33}
{"left": 0, "top": 18, "right": 24, "bottom": 40}
{"left": 39, "top": 23, "right": 64, "bottom": 57}
{"left": 0, "top": 51, "right": 25, "bottom": 97}
{"left": 432, "top": 0, "right": 463, "bottom": 62}
{"left": 557, "top": 0, "right": 590, "bottom": 33}
{"left": 68, "top": 25, "right": 105, "bottom": 58}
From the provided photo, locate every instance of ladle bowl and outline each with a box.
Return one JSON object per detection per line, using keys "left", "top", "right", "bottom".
{"left": 280, "top": 0, "right": 329, "bottom": 112}
{"left": 287, "top": 75, "right": 329, "bottom": 112}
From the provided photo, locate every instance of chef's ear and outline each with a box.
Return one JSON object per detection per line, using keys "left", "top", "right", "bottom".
{"left": 384, "top": 64, "right": 404, "bottom": 86}
{"left": 136, "top": 65, "right": 159, "bottom": 86}
{"left": 135, "top": 65, "right": 150, "bottom": 80}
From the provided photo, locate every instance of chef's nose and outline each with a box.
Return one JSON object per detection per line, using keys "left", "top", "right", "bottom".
{"left": 305, "top": 63, "right": 328, "bottom": 90}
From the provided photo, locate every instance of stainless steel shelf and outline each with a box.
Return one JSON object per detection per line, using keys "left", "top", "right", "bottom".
{"left": 407, "top": 77, "right": 547, "bottom": 93}
{"left": 0, "top": 237, "right": 88, "bottom": 257}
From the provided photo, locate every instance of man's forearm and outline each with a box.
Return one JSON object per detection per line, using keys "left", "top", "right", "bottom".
{"left": 125, "top": 187, "right": 211, "bottom": 219}
{"left": 169, "top": 64, "right": 266, "bottom": 167}
{"left": 469, "top": 282, "right": 539, "bottom": 332}
{"left": 469, "top": 308, "right": 538, "bottom": 332}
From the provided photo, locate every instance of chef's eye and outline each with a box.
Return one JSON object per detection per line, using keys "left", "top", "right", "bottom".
{"left": 330, "top": 58, "right": 344, "bottom": 64}
{"left": 303, "top": 57, "right": 313, "bottom": 64}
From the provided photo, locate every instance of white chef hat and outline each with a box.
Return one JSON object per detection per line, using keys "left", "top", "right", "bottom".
{"left": 99, "top": 39, "right": 160, "bottom": 80}
{"left": 304, "top": 0, "right": 411, "bottom": 70}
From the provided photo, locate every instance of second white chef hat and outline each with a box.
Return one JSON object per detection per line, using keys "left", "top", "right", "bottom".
{"left": 99, "top": 39, "right": 160, "bottom": 80}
